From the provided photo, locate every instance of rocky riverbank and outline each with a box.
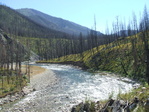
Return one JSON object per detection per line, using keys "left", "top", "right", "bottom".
{"left": 71, "top": 98, "right": 149, "bottom": 112}
{"left": 0, "top": 65, "right": 58, "bottom": 110}
{"left": 0, "top": 86, "right": 35, "bottom": 106}
{"left": 71, "top": 86, "right": 149, "bottom": 112}
{"left": 28, "top": 67, "right": 58, "bottom": 90}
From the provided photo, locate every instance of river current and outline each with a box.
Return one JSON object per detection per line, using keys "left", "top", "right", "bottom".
{"left": 1, "top": 64, "right": 137, "bottom": 112}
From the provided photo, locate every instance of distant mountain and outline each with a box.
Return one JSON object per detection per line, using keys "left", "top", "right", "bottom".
{"left": 0, "top": 5, "right": 67, "bottom": 38}
{"left": 16, "top": 8, "right": 102, "bottom": 35}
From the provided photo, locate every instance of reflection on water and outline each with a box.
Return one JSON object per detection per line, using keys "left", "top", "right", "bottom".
{"left": 2, "top": 64, "right": 136, "bottom": 112}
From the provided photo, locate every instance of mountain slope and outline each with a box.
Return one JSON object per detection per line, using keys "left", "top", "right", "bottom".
{"left": 16, "top": 8, "right": 102, "bottom": 35}
{"left": 38, "top": 31, "right": 147, "bottom": 82}
{"left": 0, "top": 5, "right": 67, "bottom": 38}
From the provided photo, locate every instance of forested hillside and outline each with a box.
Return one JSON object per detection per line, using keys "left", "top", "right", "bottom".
{"left": 0, "top": 5, "right": 68, "bottom": 39}
{"left": 0, "top": 5, "right": 109, "bottom": 60}
{"left": 17, "top": 8, "right": 102, "bottom": 36}
{"left": 0, "top": 5, "right": 122, "bottom": 63}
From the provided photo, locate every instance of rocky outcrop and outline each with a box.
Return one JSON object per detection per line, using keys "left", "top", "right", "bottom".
{"left": 0, "top": 30, "right": 7, "bottom": 44}
{"left": 71, "top": 97, "right": 149, "bottom": 112}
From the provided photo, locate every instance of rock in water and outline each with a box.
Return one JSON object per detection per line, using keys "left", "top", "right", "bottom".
{"left": 128, "top": 97, "right": 139, "bottom": 111}
{"left": 144, "top": 98, "right": 149, "bottom": 112}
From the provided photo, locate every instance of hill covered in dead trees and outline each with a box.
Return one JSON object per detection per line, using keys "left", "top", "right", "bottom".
{"left": 38, "top": 6, "right": 149, "bottom": 85}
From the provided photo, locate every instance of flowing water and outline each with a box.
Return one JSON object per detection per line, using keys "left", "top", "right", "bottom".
{"left": 1, "top": 64, "right": 137, "bottom": 112}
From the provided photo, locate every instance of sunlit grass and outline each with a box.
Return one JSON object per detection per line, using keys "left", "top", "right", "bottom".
{"left": 0, "top": 64, "right": 49, "bottom": 97}
{"left": 118, "top": 84, "right": 149, "bottom": 101}
{"left": 0, "top": 74, "right": 27, "bottom": 97}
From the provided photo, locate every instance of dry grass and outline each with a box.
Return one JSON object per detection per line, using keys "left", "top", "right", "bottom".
{"left": 21, "top": 65, "right": 46, "bottom": 77}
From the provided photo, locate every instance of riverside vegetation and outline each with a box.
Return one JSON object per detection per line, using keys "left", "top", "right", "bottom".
{"left": 0, "top": 30, "right": 33, "bottom": 105}
{"left": 0, "top": 31, "right": 28, "bottom": 98}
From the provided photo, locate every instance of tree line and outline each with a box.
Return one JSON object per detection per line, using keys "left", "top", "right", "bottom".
{"left": 0, "top": 30, "right": 29, "bottom": 96}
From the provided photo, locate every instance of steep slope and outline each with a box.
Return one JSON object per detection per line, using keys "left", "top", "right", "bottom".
{"left": 16, "top": 8, "right": 102, "bottom": 35}
{"left": 38, "top": 32, "right": 147, "bottom": 82}
{"left": 0, "top": 5, "right": 68, "bottom": 39}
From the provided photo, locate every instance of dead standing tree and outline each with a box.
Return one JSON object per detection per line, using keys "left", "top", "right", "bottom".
{"left": 140, "top": 6, "right": 149, "bottom": 84}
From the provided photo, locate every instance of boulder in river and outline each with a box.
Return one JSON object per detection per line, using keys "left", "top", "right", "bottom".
{"left": 71, "top": 97, "right": 149, "bottom": 112}
{"left": 144, "top": 98, "right": 149, "bottom": 112}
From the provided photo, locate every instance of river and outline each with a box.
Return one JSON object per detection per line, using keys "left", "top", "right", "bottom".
{"left": 1, "top": 64, "right": 137, "bottom": 112}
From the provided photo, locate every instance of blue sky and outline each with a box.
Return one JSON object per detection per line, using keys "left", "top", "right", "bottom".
{"left": 0, "top": 0, "right": 149, "bottom": 33}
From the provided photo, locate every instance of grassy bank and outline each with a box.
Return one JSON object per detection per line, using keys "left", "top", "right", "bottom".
{"left": 0, "top": 65, "right": 45, "bottom": 98}
{"left": 0, "top": 73, "right": 27, "bottom": 98}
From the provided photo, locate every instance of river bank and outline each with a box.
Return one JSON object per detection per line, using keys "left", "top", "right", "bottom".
{"left": 0, "top": 65, "right": 58, "bottom": 108}
{"left": 71, "top": 85, "right": 149, "bottom": 112}
{"left": 28, "top": 65, "right": 58, "bottom": 90}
